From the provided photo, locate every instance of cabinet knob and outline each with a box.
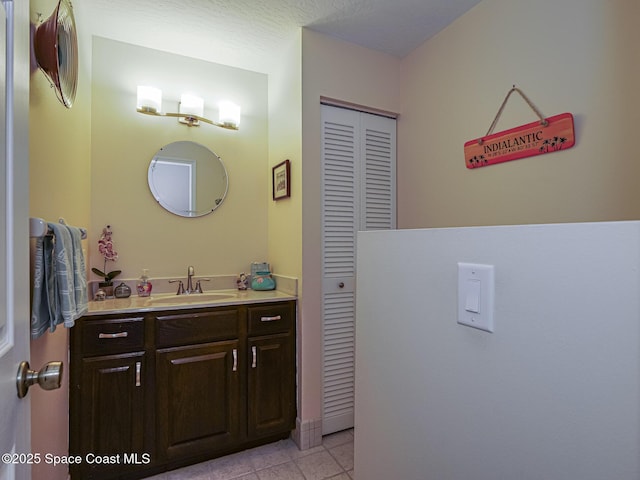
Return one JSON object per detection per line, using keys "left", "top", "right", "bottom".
{"left": 338, "top": 282, "right": 345, "bottom": 288}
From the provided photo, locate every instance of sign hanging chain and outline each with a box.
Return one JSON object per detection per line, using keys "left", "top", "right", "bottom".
{"left": 479, "top": 85, "right": 548, "bottom": 145}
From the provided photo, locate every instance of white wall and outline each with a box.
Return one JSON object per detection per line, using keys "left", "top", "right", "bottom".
{"left": 355, "top": 222, "right": 640, "bottom": 479}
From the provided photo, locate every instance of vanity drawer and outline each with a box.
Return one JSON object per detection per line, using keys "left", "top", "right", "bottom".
{"left": 248, "top": 302, "right": 294, "bottom": 336}
{"left": 156, "top": 308, "right": 240, "bottom": 347}
{"left": 81, "top": 317, "right": 145, "bottom": 356}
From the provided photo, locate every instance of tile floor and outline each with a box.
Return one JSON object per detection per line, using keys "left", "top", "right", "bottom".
{"left": 145, "top": 429, "right": 354, "bottom": 480}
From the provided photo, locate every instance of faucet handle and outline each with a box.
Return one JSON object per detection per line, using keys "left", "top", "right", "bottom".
{"left": 195, "top": 278, "right": 210, "bottom": 294}
{"left": 169, "top": 279, "right": 185, "bottom": 295}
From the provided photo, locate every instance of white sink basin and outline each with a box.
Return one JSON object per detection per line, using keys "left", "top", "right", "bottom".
{"left": 149, "top": 292, "right": 237, "bottom": 305}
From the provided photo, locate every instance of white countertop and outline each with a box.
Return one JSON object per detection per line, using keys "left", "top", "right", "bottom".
{"left": 85, "top": 289, "right": 296, "bottom": 316}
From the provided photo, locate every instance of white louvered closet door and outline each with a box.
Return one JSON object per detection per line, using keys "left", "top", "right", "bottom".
{"left": 360, "top": 113, "right": 397, "bottom": 230}
{"left": 321, "top": 104, "right": 396, "bottom": 435}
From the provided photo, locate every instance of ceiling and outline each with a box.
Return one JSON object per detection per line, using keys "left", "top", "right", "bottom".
{"left": 78, "top": 0, "right": 483, "bottom": 74}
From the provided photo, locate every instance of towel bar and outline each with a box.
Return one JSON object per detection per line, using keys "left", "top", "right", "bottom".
{"left": 29, "top": 217, "right": 87, "bottom": 239}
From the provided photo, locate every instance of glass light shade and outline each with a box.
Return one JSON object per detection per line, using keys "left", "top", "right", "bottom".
{"left": 137, "top": 86, "right": 162, "bottom": 113}
{"left": 179, "top": 94, "right": 204, "bottom": 117}
{"left": 218, "top": 101, "right": 241, "bottom": 128}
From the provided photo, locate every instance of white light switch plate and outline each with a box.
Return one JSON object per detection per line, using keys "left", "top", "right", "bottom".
{"left": 458, "top": 263, "right": 494, "bottom": 333}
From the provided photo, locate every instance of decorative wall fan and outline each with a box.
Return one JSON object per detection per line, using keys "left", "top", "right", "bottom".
{"left": 34, "top": 0, "right": 78, "bottom": 108}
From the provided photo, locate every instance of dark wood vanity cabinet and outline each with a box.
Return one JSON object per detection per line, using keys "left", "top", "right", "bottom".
{"left": 154, "top": 308, "right": 242, "bottom": 463}
{"left": 70, "top": 300, "right": 296, "bottom": 480}
{"left": 69, "top": 315, "right": 149, "bottom": 480}
{"left": 247, "top": 304, "right": 296, "bottom": 439}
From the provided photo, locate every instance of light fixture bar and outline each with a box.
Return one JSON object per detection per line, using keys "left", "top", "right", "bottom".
{"left": 136, "top": 85, "right": 240, "bottom": 130}
{"left": 136, "top": 108, "right": 239, "bottom": 130}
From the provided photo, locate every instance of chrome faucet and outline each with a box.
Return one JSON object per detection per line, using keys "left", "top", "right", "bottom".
{"left": 169, "top": 266, "right": 210, "bottom": 295}
{"left": 186, "top": 265, "right": 196, "bottom": 293}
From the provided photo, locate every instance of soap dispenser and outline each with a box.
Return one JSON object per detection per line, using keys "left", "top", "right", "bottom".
{"left": 136, "top": 269, "right": 153, "bottom": 297}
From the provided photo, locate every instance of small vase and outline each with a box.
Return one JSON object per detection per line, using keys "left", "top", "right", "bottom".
{"left": 114, "top": 282, "right": 132, "bottom": 298}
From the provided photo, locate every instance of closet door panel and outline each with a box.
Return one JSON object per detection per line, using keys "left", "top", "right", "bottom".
{"left": 321, "top": 105, "right": 396, "bottom": 435}
{"left": 361, "top": 114, "right": 396, "bottom": 230}
{"left": 322, "top": 105, "right": 396, "bottom": 435}
{"left": 321, "top": 105, "right": 359, "bottom": 434}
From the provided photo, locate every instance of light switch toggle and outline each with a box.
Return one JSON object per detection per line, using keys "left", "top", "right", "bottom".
{"left": 465, "top": 279, "right": 480, "bottom": 313}
{"left": 458, "top": 263, "right": 494, "bottom": 333}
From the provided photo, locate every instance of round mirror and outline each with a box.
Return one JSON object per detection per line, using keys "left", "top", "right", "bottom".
{"left": 148, "top": 141, "right": 228, "bottom": 217}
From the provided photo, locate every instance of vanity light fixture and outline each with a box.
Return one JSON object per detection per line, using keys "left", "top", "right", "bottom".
{"left": 136, "top": 86, "right": 240, "bottom": 130}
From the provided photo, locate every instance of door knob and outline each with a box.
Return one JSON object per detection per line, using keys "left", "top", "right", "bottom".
{"left": 16, "top": 361, "right": 63, "bottom": 399}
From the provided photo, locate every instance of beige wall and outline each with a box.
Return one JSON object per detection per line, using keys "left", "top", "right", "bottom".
{"left": 267, "top": 32, "right": 302, "bottom": 280}
{"left": 90, "top": 37, "right": 269, "bottom": 281}
{"left": 266, "top": 32, "right": 304, "bottom": 415}
{"left": 398, "top": 0, "right": 640, "bottom": 228}
{"left": 29, "top": 1, "right": 92, "bottom": 479}
{"left": 300, "top": 29, "right": 401, "bottom": 421}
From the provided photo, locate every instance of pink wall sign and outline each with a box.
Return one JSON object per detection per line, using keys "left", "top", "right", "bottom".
{"left": 464, "top": 113, "right": 575, "bottom": 169}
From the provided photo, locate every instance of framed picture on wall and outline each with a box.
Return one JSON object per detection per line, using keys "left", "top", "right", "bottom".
{"left": 272, "top": 159, "right": 291, "bottom": 200}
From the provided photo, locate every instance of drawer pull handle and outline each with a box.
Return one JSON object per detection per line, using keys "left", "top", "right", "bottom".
{"left": 260, "top": 315, "right": 281, "bottom": 322}
{"left": 98, "top": 332, "right": 128, "bottom": 339}
{"left": 232, "top": 349, "right": 238, "bottom": 372}
{"left": 135, "top": 362, "right": 141, "bottom": 387}
{"left": 252, "top": 346, "right": 257, "bottom": 368}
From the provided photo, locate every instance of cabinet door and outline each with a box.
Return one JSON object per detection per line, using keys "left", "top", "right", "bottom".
{"left": 75, "top": 352, "right": 146, "bottom": 479}
{"left": 247, "top": 333, "right": 295, "bottom": 438}
{"left": 156, "top": 340, "right": 241, "bottom": 461}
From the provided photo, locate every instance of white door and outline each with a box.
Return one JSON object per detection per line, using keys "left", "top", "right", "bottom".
{"left": 321, "top": 105, "right": 396, "bottom": 435}
{"left": 1, "top": 1, "right": 31, "bottom": 479}
{"left": 321, "top": 106, "right": 359, "bottom": 435}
